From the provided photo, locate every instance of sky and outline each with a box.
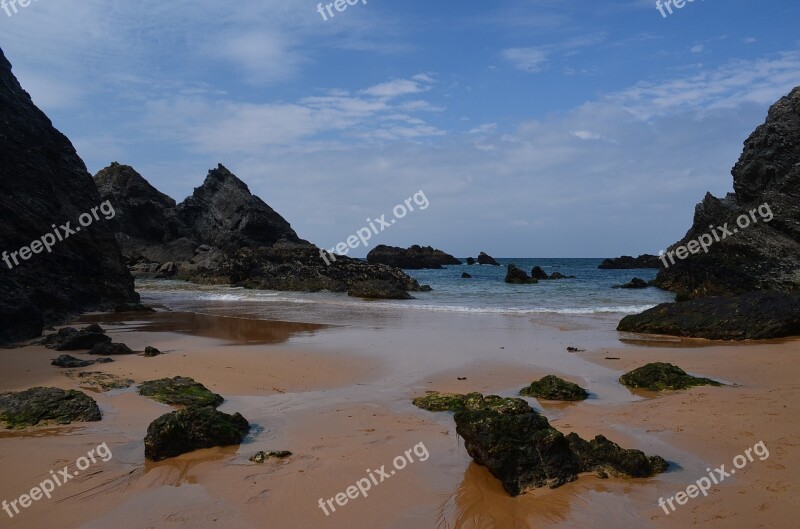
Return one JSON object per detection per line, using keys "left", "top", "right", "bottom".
{"left": 1, "top": 0, "right": 799, "bottom": 258}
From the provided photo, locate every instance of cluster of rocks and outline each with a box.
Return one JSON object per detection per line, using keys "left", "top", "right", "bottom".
{"left": 504, "top": 264, "right": 575, "bottom": 284}
{"left": 466, "top": 252, "right": 500, "bottom": 266}
{"left": 413, "top": 362, "right": 721, "bottom": 496}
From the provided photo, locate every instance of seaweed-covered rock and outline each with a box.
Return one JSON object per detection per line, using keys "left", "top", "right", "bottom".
{"left": 617, "top": 291, "right": 800, "bottom": 340}
{"left": 477, "top": 252, "right": 500, "bottom": 266}
{"left": 65, "top": 372, "right": 134, "bottom": 391}
{"left": 51, "top": 354, "right": 95, "bottom": 368}
{"left": 43, "top": 324, "right": 111, "bottom": 351}
{"left": 250, "top": 450, "right": 293, "bottom": 463}
{"left": 138, "top": 376, "right": 224, "bottom": 407}
{"left": 520, "top": 376, "right": 589, "bottom": 401}
{"left": 347, "top": 280, "right": 413, "bottom": 300}
{"left": 505, "top": 264, "right": 538, "bottom": 284}
{"left": 619, "top": 363, "right": 722, "bottom": 391}
{"left": 0, "top": 387, "right": 101, "bottom": 428}
{"left": 413, "top": 391, "right": 530, "bottom": 414}
{"left": 88, "top": 342, "right": 135, "bottom": 355}
{"left": 144, "top": 405, "right": 250, "bottom": 461}
{"left": 144, "top": 346, "right": 162, "bottom": 357}
{"left": 566, "top": 434, "right": 669, "bottom": 478}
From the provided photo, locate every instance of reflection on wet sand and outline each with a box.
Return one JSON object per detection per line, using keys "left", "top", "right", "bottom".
{"left": 78, "top": 311, "right": 329, "bottom": 346}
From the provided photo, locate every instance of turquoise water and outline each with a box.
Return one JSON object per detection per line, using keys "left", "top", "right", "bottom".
{"left": 137, "top": 258, "right": 674, "bottom": 316}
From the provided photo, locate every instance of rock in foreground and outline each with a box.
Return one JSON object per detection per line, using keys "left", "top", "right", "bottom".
{"left": 619, "top": 363, "right": 722, "bottom": 391}
{"left": 139, "top": 376, "right": 224, "bottom": 407}
{"left": 366, "top": 245, "right": 461, "bottom": 269}
{"left": 43, "top": 324, "right": 110, "bottom": 351}
{"left": 520, "top": 376, "right": 589, "bottom": 401}
{"left": 617, "top": 291, "right": 800, "bottom": 340}
{"left": 144, "top": 406, "right": 250, "bottom": 461}
{"left": 0, "top": 387, "right": 101, "bottom": 429}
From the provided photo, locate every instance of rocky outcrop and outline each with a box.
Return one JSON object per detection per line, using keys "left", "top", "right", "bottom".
{"left": 366, "top": 245, "right": 461, "bottom": 269}
{"left": 88, "top": 342, "right": 135, "bottom": 355}
{"left": 347, "top": 280, "right": 413, "bottom": 300}
{"left": 505, "top": 264, "right": 538, "bottom": 284}
{"left": 477, "top": 252, "right": 500, "bottom": 266}
{"left": 598, "top": 255, "right": 661, "bottom": 269}
{"left": 138, "top": 377, "right": 224, "bottom": 407}
{"left": 144, "top": 406, "right": 250, "bottom": 461}
{"left": 618, "top": 291, "right": 800, "bottom": 340}
{"left": 0, "top": 388, "right": 101, "bottom": 428}
{"left": 519, "top": 376, "right": 589, "bottom": 401}
{"left": 42, "top": 324, "right": 110, "bottom": 351}
{"left": 0, "top": 47, "right": 138, "bottom": 344}
{"left": 619, "top": 363, "right": 722, "bottom": 391}
{"left": 613, "top": 277, "right": 649, "bottom": 289}
{"left": 51, "top": 354, "right": 111, "bottom": 368}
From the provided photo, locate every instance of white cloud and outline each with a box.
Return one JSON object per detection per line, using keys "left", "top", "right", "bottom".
{"left": 501, "top": 47, "right": 549, "bottom": 73}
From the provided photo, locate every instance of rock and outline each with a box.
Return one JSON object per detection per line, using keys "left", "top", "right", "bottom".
{"left": 250, "top": 450, "right": 293, "bottom": 463}
{"left": 95, "top": 358, "right": 114, "bottom": 364}
{"left": 466, "top": 257, "right": 476, "bottom": 265}
{"left": 43, "top": 324, "right": 111, "bottom": 351}
{"left": 598, "top": 255, "right": 661, "bottom": 269}
{"left": 366, "top": 245, "right": 461, "bottom": 269}
{"left": 51, "top": 354, "right": 95, "bottom": 368}
{"left": 412, "top": 391, "right": 531, "bottom": 414}
{"left": 139, "top": 377, "right": 224, "bottom": 407}
{"left": 530, "top": 266, "right": 549, "bottom": 280}
{"left": 347, "top": 280, "right": 413, "bottom": 300}
{"left": 619, "top": 363, "right": 722, "bottom": 391}
{"left": 88, "top": 342, "right": 135, "bottom": 356}
{"left": 144, "top": 405, "right": 250, "bottom": 461}
{"left": 0, "top": 387, "right": 101, "bottom": 429}
{"left": 0, "top": 48, "right": 137, "bottom": 345}
{"left": 520, "top": 375, "right": 589, "bottom": 401}
{"left": 505, "top": 264, "right": 538, "bottom": 284}
{"left": 64, "top": 372, "right": 134, "bottom": 391}
{"left": 617, "top": 291, "right": 800, "bottom": 340}
{"left": 653, "top": 87, "right": 800, "bottom": 300}
{"left": 144, "top": 346, "right": 162, "bottom": 357}
{"left": 566, "top": 347, "right": 585, "bottom": 353}
{"left": 449, "top": 394, "right": 666, "bottom": 496}
{"left": 113, "top": 303, "right": 156, "bottom": 313}
{"left": 613, "top": 277, "right": 649, "bottom": 289}
{"left": 549, "top": 272, "right": 574, "bottom": 279}
{"left": 461, "top": 272, "right": 472, "bottom": 279}
{"left": 477, "top": 252, "right": 500, "bottom": 266}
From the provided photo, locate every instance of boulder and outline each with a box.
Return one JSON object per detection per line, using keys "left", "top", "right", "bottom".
{"left": 531, "top": 266, "right": 549, "bottom": 280}
{"left": 250, "top": 450, "right": 293, "bottom": 463}
{"left": 144, "top": 406, "right": 250, "bottom": 461}
{"left": 144, "top": 346, "right": 162, "bottom": 357}
{"left": 619, "top": 363, "right": 722, "bottom": 391}
{"left": 466, "top": 257, "right": 476, "bottom": 265}
{"left": 505, "top": 264, "right": 538, "bottom": 284}
{"left": 51, "top": 354, "right": 95, "bottom": 368}
{"left": 0, "top": 387, "right": 101, "bottom": 428}
{"left": 617, "top": 291, "right": 800, "bottom": 340}
{"left": 88, "top": 342, "right": 135, "bottom": 356}
{"left": 347, "top": 280, "right": 413, "bottom": 300}
{"left": 138, "top": 376, "right": 224, "bottom": 407}
{"left": 366, "top": 245, "right": 461, "bottom": 269}
{"left": 566, "top": 434, "right": 668, "bottom": 478}
{"left": 598, "top": 255, "right": 661, "bottom": 269}
{"left": 549, "top": 272, "right": 573, "bottom": 279}
{"left": 413, "top": 392, "right": 531, "bottom": 414}
{"left": 461, "top": 272, "right": 472, "bottom": 279}
{"left": 477, "top": 252, "right": 500, "bottom": 266}
{"left": 613, "top": 277, "right": 649, "bottom": 289}
{"left": 519, "top": 375, "right": 589, "bottom": 401}
{"left": 43, "top": 324, "right": 111, "bottom": 351}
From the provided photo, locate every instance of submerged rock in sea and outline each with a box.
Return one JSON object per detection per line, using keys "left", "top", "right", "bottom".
{"left": 0, "top": 387, "right": 101, "bottom": 429}
{"left": 477, "top": 252, "right": 500, "bottom": 266}
{"left": 144, "top": 406, "right": 250, "bottom": 461}
{"left": 139, "top": 376, "right": 224, "bottom": 407}
{"left": 432, "top": 393, "right": 667, "bottom": 496}
{"left": 461, "top": 272, "right": 472, "bottom": 278}
{"left": 598, "top": 255, "right": 661, "bottom": 269}
{"left": 347, "top": 280, "right": 413, "bottom": 300}
{"left": 43, "top": 324, "right": 111, "bottom": 351}
{"left": 619, "top": 362, "right": 722, "bottom": 391}
{"left": 367, "top": 245, "right": 462, "bottom": 269}
{"left": 613, "top": 277, "right": 649, "bottom": 289}
{"left": 505, "top": 264, "right": 538, "bottom": 284}
{"left": 520, "top": 375, "right": 589, "bottom": 401}
{"left": 618, "top": 291, "right": 800, "bottom": 340}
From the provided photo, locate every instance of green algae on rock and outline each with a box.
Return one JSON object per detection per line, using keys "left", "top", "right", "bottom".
{"left": 619, "top": 362, "right": 722, "bottom": 391}
{"left": 412, "top": 391, "right": 529, "bottom": 414}
{"left": 0, "top": 387, "right": 101, "bottom": 429}
{"left": 138, "top": 376, "right": 224, "bottom": 407}
{"left": 519, "top": 375, "right": 589, "bottom": 401}
{"left": 250, "top": 451, "right": 293, "bottom": 463}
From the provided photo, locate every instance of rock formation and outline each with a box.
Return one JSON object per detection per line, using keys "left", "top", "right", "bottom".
{"left": 505, "top": 264, "right": 538, "bottom": 284}
{"left": 0, "top": 47, "right": 138, "bottom": 344}
{"left": 366, "top": 244, "right": 461, "bottom": 269}
{"left": 477, "top": 252, "right": 500, "bottom": 265}
{"left": 598, "top": 255, "right": 661, "bottom": 269}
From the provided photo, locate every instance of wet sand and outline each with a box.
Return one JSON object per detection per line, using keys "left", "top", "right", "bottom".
{"left": 0, "top": 309, "right": 797, "bottom": 529}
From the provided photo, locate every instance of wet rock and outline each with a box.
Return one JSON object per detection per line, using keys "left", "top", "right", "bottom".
{"left": 51, "top": 354, "right": 95, "bottom": 368}
{"left": 347, "top": 280, "right": 413, "bottom": 300}
{"left": 619, "top": 362, "right": 722, "bottom": 391}
{"left": 43, "top": 324, "right": 111, "bottom": 351}
{"left": 617, "top": 291, "right": 800, "bottom": 340}
{"left": 531, "top": 266, "right": 549, "bottom": 280}
{"left": 367, "top": 245, "right": 461, "bottom": 269}
{"left": 144, "top": 405, "right": 250, "bottom": 461}
{"left": 0, "top": 387, "right": 101, "bottom": 429}
{"left": 566, "top": 434, "right": 669, "bottom": 478}
{"left": 138, "top": 376, "right": 224, "bottom": 407}
{"left": 549, "top": 272, "right": 574, "bottom": 279}
{"left": 113, "top": 302, "right": 156, "bottom": 313}
{"left": 613, "top": 277, "right": 649, "bottom": 289}
{"left": 466, "top": 257, "right": 476, "bottom": 265}
{"left": 505, "top": 264, "right": 538, "bottom": 284}
{"left": 65, "top": 372, "right": 134, "bottom": 391}
{"left": 477, "top": 252, "right": 500, "bottom": 266}
{"left": 88, "top": 342, "right": 135, "bottom": 355}
{"left": 461, "top": 272, "right": 472, "bottom": 278}
{"left": 250, "top": 450, "right": 293, "bottom": 463}
{"left": 598, "top": 255, "right": 661, "bottom": 269}
{"left": 144, "top": 346, "right": 162, "bottom": 357}
{"left": 520, "top": 375, "right": 589, "bottom": 401}
{"left": 413, "top": 391, "right": 530, "bottom": 414}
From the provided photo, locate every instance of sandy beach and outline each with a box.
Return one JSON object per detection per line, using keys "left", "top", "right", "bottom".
{"left": 0, "top": 308, "right": 797, "bottom": 529}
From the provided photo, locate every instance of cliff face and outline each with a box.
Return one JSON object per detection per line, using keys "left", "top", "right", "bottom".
{"left": 0, "top": 48, "right": 138, "bottom": 344}
{"left": 655, "top": 87, "right": 800, "bottom": 299}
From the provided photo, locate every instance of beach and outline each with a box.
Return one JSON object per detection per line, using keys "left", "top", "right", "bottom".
{"left": 0, "top": 299, "right": 796, "bottom": 529}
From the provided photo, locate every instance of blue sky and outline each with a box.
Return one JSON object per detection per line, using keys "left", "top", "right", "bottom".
{"left": 2, "top": 0, "right": 799, "bottom": 257}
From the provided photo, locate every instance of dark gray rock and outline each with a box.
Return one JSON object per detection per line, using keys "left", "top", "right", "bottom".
{"left": 366, "top": 244, "right": 461, "bottom": 269}
{"left": 51, "top": 354, "right": 94, "bottom": 368}
{"left": 43, "top": 324, "right": 110, "bottom": 351}
{"left": 144, "top": 346, "right": 162, "bottom": 357}
{"left": 613, "top": 277, "right": 649, "bottom": 289}
{"left": 88, "top": 342, "right": 135, "bottom": 355}
{"left": 0, "top": 387, "right": 101, "bottom": 428}
{"left": 477, "top": 252, "right": 500, "bottom": 265}
{"left": 505, "top": 264, "right": 538, "bottom": 284}
{"left": 598, "top": 255, "right": 661, "bottom": 269}
{"left": 139, "top": 376, "right": 224, "bottom": 407}
{"left": 348, "top": 280, "right": 413, "bottom": 299}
